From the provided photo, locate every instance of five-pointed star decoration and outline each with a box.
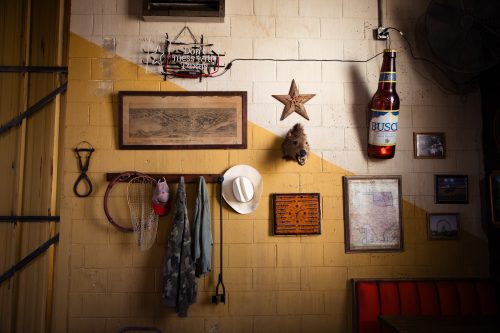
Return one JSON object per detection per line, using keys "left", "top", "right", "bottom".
{"left": 272, "top": 79, "right": 316, "bottom": 121}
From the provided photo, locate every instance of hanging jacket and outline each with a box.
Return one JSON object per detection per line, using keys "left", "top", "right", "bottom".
{"left": 192, "top": 176, "right": 213, "bottom": 276}
{"left": 161, "top": 177, "right": 197, "bottom": 317}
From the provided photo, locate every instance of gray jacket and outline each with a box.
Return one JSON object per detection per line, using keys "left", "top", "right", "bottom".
{"left": 161, "top": 177, "right": 197, "bottom": 317}
{"left": 193, "top": 176, "right": 212, "bottom": 276}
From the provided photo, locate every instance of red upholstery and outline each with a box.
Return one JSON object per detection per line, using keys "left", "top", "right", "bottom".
{"left": 353, "top": 279, "right": 499, "bottom": 333}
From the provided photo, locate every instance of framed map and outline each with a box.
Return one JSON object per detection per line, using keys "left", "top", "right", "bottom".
{"left": 343, "top": 175, "right": 403, "bottom": 253}
{"left": 118, "top": 91, "right": 247, "bottom": 149}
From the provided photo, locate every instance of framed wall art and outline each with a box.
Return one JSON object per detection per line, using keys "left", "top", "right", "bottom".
{"left": 118, "top": 91, "right": 247, "bottom": 149}
{"left": 414, "top": 132, "right": 446, "bottom": 158}
{"left": 490, "top": 171, "right": 500, "bottom": 225}
{"left": 272, "top": 193, "right": 321, "bottom": 235}
{"left": 343, "top": 175, "right": 403, "bottom": 253}
{"left": 435, "top": 174, "right": 468, "bottom": 204}
{"left": 427, "top": 213, "right": 460, "bottom": 240}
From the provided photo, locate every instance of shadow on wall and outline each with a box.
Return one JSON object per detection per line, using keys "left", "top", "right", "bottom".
{"left": 349, "top": 64, "right": 372, "bottom": 163}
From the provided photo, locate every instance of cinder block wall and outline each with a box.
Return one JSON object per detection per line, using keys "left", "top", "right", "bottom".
{"left": 55, "top": 0, "right": 489, "bottom": 332}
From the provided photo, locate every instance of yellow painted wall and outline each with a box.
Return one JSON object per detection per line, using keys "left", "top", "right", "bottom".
{"left": 54, "top": 31, "right": 490, "bottom": 333}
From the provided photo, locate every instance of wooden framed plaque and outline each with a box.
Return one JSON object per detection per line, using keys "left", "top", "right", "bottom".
{"left": 272, "top": 193, "right": 321, "bottom": 235}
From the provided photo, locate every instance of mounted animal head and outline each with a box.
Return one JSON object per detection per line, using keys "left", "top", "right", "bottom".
{"left": 282, "top": 123, "right": 310, "bottom": 166}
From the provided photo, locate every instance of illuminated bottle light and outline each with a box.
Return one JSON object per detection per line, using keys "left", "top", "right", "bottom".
{"left": 367, "top": 49, "right": 400, "bottom": 159}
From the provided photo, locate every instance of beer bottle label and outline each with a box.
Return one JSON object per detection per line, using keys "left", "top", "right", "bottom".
{"left": 379, "top": 71, "right": 396, "bottom": 82}
{"left": 368, "top": 109, "right": 399, "bottom": 146}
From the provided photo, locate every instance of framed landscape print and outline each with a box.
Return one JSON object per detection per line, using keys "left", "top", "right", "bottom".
{"left": 435, "top": 175, "right": 468, "bottom": 204}
{"left": 427, "top": 213, "right": 460, "bottom": 240}
{"left": 343, "top": 175, "right": 403, "bottom": 252}
{"left": 414, "top": 132, "right": 446, "bottom": 158}
{"left": 119, "top": 91, "right": 247, "bottom": 149}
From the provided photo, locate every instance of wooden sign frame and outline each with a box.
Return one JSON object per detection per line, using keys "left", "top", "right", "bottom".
{"left": 272, "top": 193, "right": 321, "bottom": 235}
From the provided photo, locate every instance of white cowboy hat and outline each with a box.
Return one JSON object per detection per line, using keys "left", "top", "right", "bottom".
{"left": 222, "top": 165, "right": 263, "bottom": 214}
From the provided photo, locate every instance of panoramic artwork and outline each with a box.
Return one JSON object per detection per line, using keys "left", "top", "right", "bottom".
{"left": 343, "top": 176, "right": 403, "bottom": 252}
{"left": 119, "top": 91, "right": 247, "bottom": 149}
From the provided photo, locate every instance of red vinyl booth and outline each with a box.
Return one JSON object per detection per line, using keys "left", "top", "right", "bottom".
{"left": 352, "top": 278, "right": 499, "bottom": 333}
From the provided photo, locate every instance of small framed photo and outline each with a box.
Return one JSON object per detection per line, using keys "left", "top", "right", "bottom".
{"left": 435, "top": 175, "right": 468, "bottom": 204}
{"left": 427, "top": 213, "right": 460, "bottom": 240}
{"left": 489, "top": 171, "right": 500, "bottom": 225}
{"left": 414, "top": 132, "right": 446, "bottom": 158}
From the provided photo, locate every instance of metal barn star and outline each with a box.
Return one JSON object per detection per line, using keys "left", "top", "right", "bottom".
{"left": 272, "top": 79, "right": 316, "bottom": 121}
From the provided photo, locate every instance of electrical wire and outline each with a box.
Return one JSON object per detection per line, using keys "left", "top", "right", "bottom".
{"left": 157, "top": 26, "right": 482, "bottom": 92}
{"left": 384, "top": 26, "right": 480, "bottom": 89}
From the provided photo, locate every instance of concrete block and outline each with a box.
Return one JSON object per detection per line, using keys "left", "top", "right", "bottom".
{"left": 223, "top": 268, "right": 253, "bottom": 291}
{"left": 276, "top": 17, "right": 320, "bottom": 39}
{"left": 277, "top": 243, "right": 323, "bottom": 267}
{"left": 91, "top": 58, "right": 138, "bottom": 80}
{"left": 70, "top": 15, "right": 94, "bottom": 36}
{"left": 84, "top": 244, "right": 133, "bottom": 268}
{"left": 343, "top": 0, "right": 378, "bottom": 19}
{"left": 70, "top": 268, "right": 107, "bottom": 292}
{"left": 254, "top": 316, "right": 301, "bottom": 333}
{"left": 108, "top": 268, "right": 156, "bottom": 292}
{"left": 72, "top": 219, "right": 109, "bottom": 244}
{"left": 117, "top": 0, "right": 141, "bottom": 15}
{"left": 102, "top": 15, "right": 139, "bottom": 35}
{"left": 223, "top": 219, "right": 254, "bottom": 243}
{"left": 322, "top": 62, "right": 367, "bottom": 83}
{"left": 301, "top": 314, "right": 340, "bottom": 333}
{"left": 253, "top": 267, "right": 301, "bottom": 291}
{"left": 68, "top": 318, "right": 106, "bottom": 333}
{"left": 71, "top": 0, "right": 93, "bottom": 14}
{"left": 89, "top": 102, "right": 115, "bottom": 126}
{"left": 324, "top": 243, "right": 371, "bottom": 267}
{"left": 82, "top": 293, "right": 130, "bottom": 317}
{"left": 344, "top": 127, "right": 366, "bottom": 151}
{"left": 254, "top": 38, "right": 299, "bottom": 59}
{"left": 253, "top": 81, "right": 292, "bottom": 104}
{"left": 69, "top": 58, "right": 92, "bottom": 81}
{"left": 254, "top": 0, "right": 299, "bottom": 17}
{"left": 276, "top": 61, "right": 321, "bottom": 82}
{"left": 229, "top": 291, "right": 277, "bottom": 315}
{"left": 277, "top": 291, "right": 324, "bottom": 314}
{"left": 348, "top": 265, "right": 394, "bottom": 279}
{"left": 300, "top": 173, "right": 343, "bottom": 196}
{"left": 321, "top": 196, "right": 344, "bottom": 220}
{"left": 205, "top": 317, "right": 253, "bottom": 333}
{"left": 343, "top": 82, "right": 372, "bottom": 106}
{"left": 305, "top": 127, "right": 344, "bottom": 150}
{"left": 299, "top": 39, "right": 343, "bottom": 60}
{"left": 230, "top": 61, "right": 277, "bottom": 82}
{"left": 93, "top": 0, "right": 117, "bottom": 14}
{"left": 248, "top": 103, "right": 278, "bottom": 127}
{"left": 300, "top": 266, "right": 348, "bottom": 290}
{"left": 66, "top": 103, "right": 90, "bottom": 125}
{"left": 226, "top": 0, "right": 253, "bottom": 15}
{"left": 231, "top": 16, "right": 275, "bottom": 38}
{"left": 298, "top": 0, "right": 342, "bottom": 18}
{"left": 67, "top": 80, "right": 113, "bottom": 103}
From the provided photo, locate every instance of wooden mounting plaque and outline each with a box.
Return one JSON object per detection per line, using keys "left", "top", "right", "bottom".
{"left": 273, "top": 193, "right": 321, "bottom": 235}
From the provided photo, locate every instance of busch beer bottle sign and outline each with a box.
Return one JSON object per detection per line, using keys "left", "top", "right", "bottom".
{"left": 367, "top": 50, "right": 400, "bottom": 159}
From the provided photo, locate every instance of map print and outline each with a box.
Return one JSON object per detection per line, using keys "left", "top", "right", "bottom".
{"left": 129, "top": 108, "right": 237, "bottom": 139}
{"left": 347, "top": 179, "right": 401, "bottom": 250}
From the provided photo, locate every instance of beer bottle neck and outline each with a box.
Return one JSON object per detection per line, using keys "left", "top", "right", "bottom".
{"left": 378, "top": 50, "right": 397, "bottom": 91}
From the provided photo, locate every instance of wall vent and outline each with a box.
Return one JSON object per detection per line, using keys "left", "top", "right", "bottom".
{"left": 143, "top": 0, "right": 225, "bottom": 22}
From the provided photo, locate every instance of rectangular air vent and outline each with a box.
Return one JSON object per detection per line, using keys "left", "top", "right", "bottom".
{"left": 143, "top": 0, "right": 225, "bottom": 22}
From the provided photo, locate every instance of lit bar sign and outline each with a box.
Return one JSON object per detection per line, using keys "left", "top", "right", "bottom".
{"left": 141, "top": 26, "right": 225, "bottom": 80}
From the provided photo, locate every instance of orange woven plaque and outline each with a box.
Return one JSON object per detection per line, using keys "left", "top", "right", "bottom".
{"left": 273, "top": 193, "right": 321, "bottom": 235}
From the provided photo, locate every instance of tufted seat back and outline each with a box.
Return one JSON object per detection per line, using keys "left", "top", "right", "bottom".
{"left": 352, "top": 278, "right": 499, "bottom": 333}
